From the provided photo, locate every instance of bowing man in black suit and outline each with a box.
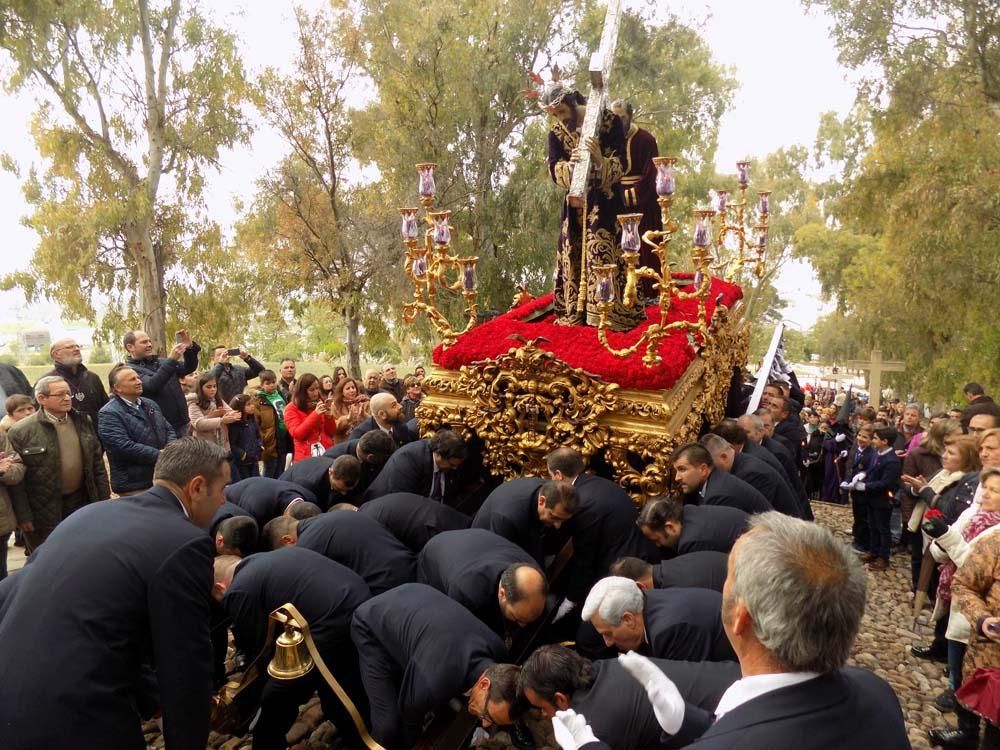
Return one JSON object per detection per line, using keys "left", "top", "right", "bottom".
{"left": 472, "top": 477, "right": 578, "bottom": 565}
{"left": 582, "top": 577, "right": 736, "bottom": 662}
{"left": 277, "top": 454, "right": 363, "bottom": 509}
{"left": 671, "top": 443, "right": 773, "bottom": 515}
{"left": 347, "top": 392, "right": 412, "bottom": 447}
{"left": 546, "top": 447, "right": 660, "bottom": 602}
{"left": 358, "top": 491, "right": 471, "bottom": 552}
{"left": 224, "top": 476, "right": 317, "bottom": 527}
{"left": 638, "top": 496, "right": 749, "bottom": 557}
{"left": 213, "top": 547, "right": 372, "bottom": 750}
{"left": 322, "top": 430, "right": 396, "bottom": 497}
{"left": 519, "top": 645, "right": 739, "bottom": 750}
{"left": 0, "top": 437, "right": 229, "bottom": 750}
{"left": 700, "top": 434, "right": 801, "bottom": 517}
{"left": 611, "top": 551, "right": 728, "bottom": 593}
{"left": 556, "top": 513, "right": 909, "bottom": 750}
{"left": 362, "top": 430, "right": 467, "bottom": 505}
{"left": 350, "top": 582, "right": 518, "bottom": 749}
{"left": 208, "top": 499, "right": 254, "bottom": 538}
{"left": 265, "top": 508, "right": 416, "bottom": 594}
{"left": 418, "top": 528, "right": 548, "bottom": 638}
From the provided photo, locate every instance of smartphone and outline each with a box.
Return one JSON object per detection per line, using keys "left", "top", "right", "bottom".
{"left": 227, "top": 348, "right": 241, "bottom": 356}
{"left": 175, "top": 332, "right": 184, "bottom": 344}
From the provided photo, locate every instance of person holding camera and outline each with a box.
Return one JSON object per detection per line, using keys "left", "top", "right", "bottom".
{"left": 124, "top": 329, "right": 201, "bottom": 438}
{"left": 283, "top": 373, "right": 338, "bottom": 464}
{"left": 209, "top": 345, "right": 265, "bottom": 403}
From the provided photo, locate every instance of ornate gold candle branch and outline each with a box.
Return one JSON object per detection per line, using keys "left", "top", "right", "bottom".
{"left": 713, "top": 160, "right": 769, "bottom": 281}
{"left": 399, "top": 163, "right": 479, "bottom": 348}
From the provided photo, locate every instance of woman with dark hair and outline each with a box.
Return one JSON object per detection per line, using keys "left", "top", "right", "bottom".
{"left": 283, "top": 373, "right": 338, "bottom": 463}
{"left": 186, "top": 372, "right": 239, "bottom": 451}
{"left": 333, "top": 366, "right": 348, "bottom": 383}
{"left": 319, "top": 374, "right": 336, "bottom": 401}
{"left": 330, "top": 377, "right": 370, "bottom": 444}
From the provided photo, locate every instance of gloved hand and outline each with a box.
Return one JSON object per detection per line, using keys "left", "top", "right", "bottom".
{"left": 854, "top": 482, "right": 866, "bottom": 491}
{"left": 552, "top": 709, "right": 598, "bottom": 750}
{"left": 835, "top": 433, "right": 847, "bottom": 443}
{"left": 850, "top": 472, "right": 866, "bottom": 484}
{"left": 922, "top": 510, "right": 949, "bottom": 539}
{"left": 618, "top": 651, "right": 685, "bottom": 735}
{"left": 553, "top": 598, "right": 576, "bottom": 623}
{"left": 838, "top": 450, "right": 848, "bottom": 459}
{"left": 839, "top": 481, "right": 851, "bottom": 490}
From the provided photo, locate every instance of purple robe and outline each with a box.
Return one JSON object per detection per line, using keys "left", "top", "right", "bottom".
{"left": 620, "top": 125, "right": 663, "bottom": 298}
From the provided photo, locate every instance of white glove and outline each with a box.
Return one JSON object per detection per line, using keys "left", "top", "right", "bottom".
{"left": 553, "top": 598, "right": 576, "bottom": 623}
{"left": 850, "top": 472, "right": 866, "bottom": 484}
{"left": 835, "top": 433, "right": 846, "bottom": 443}
{"left": 618, "top": 651, "right": 685, "bottom": 735}
{"left": 552, "top": 709, "right": 598, "bottom": 750}
{"left": 839, "top": 481, "right": 851, "bottom": 490}
{"left": 855, "top": 482, "right": 866, "bottom": 491}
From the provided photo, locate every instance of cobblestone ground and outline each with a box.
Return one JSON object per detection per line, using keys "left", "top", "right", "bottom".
{"left": 145, "top": 501, "right": 952, "bottom": 750}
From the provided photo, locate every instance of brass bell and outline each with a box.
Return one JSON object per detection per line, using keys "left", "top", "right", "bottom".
{"left": 267, "top": 624, "right": 314, "bottom": 680}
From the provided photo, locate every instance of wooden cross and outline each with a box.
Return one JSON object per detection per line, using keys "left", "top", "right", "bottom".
{"left": 846, "top": 349, "right": 906, "bottom": 409}
{"left": 568, "top": 0, "right": 623, "bottom": 206}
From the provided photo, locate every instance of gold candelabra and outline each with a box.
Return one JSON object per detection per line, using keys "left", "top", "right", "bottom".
{"left": 399, "top": 163, "right": 479, "bottom": 349}
{"left": 595, "top": 157, "right": 769, "bottom": 366}
{"left": 713, "top": 160, "right": 770, "bottom": 281}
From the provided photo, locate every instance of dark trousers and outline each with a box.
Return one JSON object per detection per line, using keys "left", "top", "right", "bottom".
{"left": 851, "top": 491, "right": 870, "bottom": 549}
{"left": 909, "top": 532, "right": 924, "bottom": 592}
{"left": 352, "top": 616, "right": 419, "bottom": 749}
{"left": 230, "top": 460, "right": 260, "bottom": 482}
{"left": 867, "top": 503, "right": 892, "bottom": 560}
{"left": 0, "top": 531, "right": 7, "bottom": 581}
{"left": 949, "top": 639, "right": 967, "bottom": 692}
{"left": 263, "top": 454, "right": 283, "bottom": 479}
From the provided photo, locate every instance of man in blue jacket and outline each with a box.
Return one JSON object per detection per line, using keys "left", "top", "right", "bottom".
{"left": 98, "top": 365, "right": 175, "bottom": 495}
{"left": 124, "top": 328, "right": 200, "bottom": 437}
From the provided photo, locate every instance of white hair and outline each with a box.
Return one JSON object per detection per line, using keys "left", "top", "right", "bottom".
{"left": 581, "top": 576, "right": 643, "bottom": 625}
{"left": 701, "top": 434, "right": 732, "bottom": 459}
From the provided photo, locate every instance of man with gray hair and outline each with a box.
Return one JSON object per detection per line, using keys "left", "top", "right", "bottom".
{"left": 553, "top": 512, "right": 908, "bottom": 750}
{"left": 40, "top": 338, "right": 109, "bottom": 431}
{"left": 7, "top": 375, "right": 109, "bottom": 549}
{"left": 699, "top": 433, "right": 801, "bottom": 517}
{"left": 581, "top": 576, "right": 735, "bottom": 663}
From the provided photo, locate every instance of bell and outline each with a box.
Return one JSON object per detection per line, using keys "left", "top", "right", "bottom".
{"left": 267, "top": 624, "right": 314, "bottom": 681}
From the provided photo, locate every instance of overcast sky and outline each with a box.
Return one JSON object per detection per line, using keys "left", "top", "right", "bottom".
{"left": 0, "top": 0, "right": 854, "bottom": 334}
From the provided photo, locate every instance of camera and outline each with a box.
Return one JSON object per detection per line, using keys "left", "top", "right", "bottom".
{"left": 227, "top": 348, "right": 241, "bottom": 356}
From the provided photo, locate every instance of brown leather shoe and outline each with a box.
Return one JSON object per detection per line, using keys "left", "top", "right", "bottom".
{"left": 868, "top": 558, "right": 889, "bottom": 571}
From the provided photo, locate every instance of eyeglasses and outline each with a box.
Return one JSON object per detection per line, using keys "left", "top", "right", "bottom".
{"left": 41, "top": 392, "right": 72, "bottom": 400}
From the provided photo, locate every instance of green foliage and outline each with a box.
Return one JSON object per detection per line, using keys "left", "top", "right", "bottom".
{"left": 89, "top": 343, "right": 112, "bottom": 364}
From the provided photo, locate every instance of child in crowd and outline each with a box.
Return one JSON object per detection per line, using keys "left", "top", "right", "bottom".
{"left": 256, "top": 370, "right": 287, "bottom": 478}
{"left": 853, "top": 426, "right": 902, "bottom": 571}
{"left": 845, "top": 424, "right": 875, "bottom": 553}
{"left": 1, "top": 394, "right": 35, "bottom": 434}
{"left": 228, "top": 394, "right": 262, "bottom": 481}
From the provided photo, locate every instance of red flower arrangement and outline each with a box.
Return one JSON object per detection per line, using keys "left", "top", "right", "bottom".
{"left": 924, "top": 509, "right": 944, "bottom": 522}
{"left": 432, "top": 275, "right": 743, "bottom": 391}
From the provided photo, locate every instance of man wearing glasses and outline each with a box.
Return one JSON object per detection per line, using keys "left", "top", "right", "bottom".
{"left": 40, "top": 338, "right": 109, "bottom": 432}
{"left": 6, "top": 376, "right": 109, "bottom": 551}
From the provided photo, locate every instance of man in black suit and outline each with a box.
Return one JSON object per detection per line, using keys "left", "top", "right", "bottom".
{"left": 472, "top": 477, "right": 578, "bottom": 565}
{"left": 558, "top": 513, "right": 909, "bottom": 750}
{"left": 323, "top": 430, "right": 396, "bottom": 498}
{"left": 213, "top": 547, "right": 371, "bottom": 750}
{"left": 582, "top": 577, "right": 736, "bottom": 662}
{"left": 224, "top": 476, "right": 317, "bottom": 527}
{"left": 208, "top": 499, "right": 253, "bottom": 538}
{"left": 671, "top": 443, "right": 772, "bottom": 514}
{"left": 742, "top": 411, "right": 801, "bottom": 487}
{"left": 768, "top": 392, "right": 807, "bottom": 468}
{"left": 0, "top": 437, "right": 228, "bottom": 750}
{"left": 519, "top": 645, "right": 739, "bottom": 750}
{"left": 700, "top": 434, "right": 801, "bottom": 517}
{"left": 265, "top": 509, "right": 416, "bottom": 594}
{"left": 546, "top": 447, "right": 659, "bottom": 603}
{"left": 418, "top": 528, "right": 548, "bottom": 637}
{"left": 362, "top": 429, "right": 467, "bottom": 506}
{"left": 213, "top": 514, "right": 259, "bottom": 557}
{"left": 277, "top": 454, "right": 362, "bottom": 509}
{"left": 610, "top": 551, "right": 728, "bottom": 593}
{"left": 350, "top": 582, "right": 518, "bottom": 749}
{"left": 637, "top": 496, "right": 748, "bottom": 556}
{"left": 348, "top": 392, "right": 411, "bottom": 447}
{"left": 358, "top": 491, "right": 471, "bottom": 552}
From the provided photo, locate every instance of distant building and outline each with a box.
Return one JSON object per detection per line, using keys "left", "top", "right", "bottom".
{"left": 18, "top": 329, "right": 51, "bottom": 353}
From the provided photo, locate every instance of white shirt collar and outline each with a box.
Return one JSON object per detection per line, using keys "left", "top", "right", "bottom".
{"left": 713, "top": 672, "right": 820, "bottom": 719}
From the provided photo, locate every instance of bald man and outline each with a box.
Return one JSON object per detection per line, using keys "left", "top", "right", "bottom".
{"left": 40, "top": 338, "right": 109, "bottom": 430}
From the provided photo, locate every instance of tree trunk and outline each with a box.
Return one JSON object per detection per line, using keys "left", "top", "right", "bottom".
{"left": 344, "top": 300, "right": 362, "bottom": 378}
{"left": 130, "top": 222, "right": 167, "bottom": 353}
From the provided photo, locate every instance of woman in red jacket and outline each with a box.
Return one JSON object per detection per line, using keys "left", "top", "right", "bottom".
{"left": 282, "top": 372, "right": 337, "bottom": 463}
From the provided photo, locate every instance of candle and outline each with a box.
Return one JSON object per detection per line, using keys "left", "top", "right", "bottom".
{"left": 462, "top": 262, "right": 477, "bottom": 292}
{"left": 654, "top": 159, "right": 676, "bottom": 197}
{"left": 400, "top": 210, "right": 418, "bottom": 240}
{"left": 412, "top": 254, "right": 427, "bottom": 278}
{"left": 717, "top": 190, "right": 728, "bottom": 213}
{"left": 619, "top": 215, "right": 641, "bottom": 252}
{"left": 597, "top": 274, "right": 613, "bottom": 303}
{"left": 758, "top": 191, "right": 771, "bottom": 214}
{"left": 693, "top": 217, "right": 710, "bottom": 247}
{"left": 432, "top": 214, "right": 451, "bottom": 245}
{"left": 694, "top": 270, "right": 704, "bottom": 287}
{"left": 736, "top": 161, "right": 749, "bottom": 187}
{"left": 417, "top": 163, "right": 436, "bottom": 198}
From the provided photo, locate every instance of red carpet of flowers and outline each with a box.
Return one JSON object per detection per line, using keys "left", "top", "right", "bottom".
{"left": 432, "top": 275, "right": 743, "bottom": 391}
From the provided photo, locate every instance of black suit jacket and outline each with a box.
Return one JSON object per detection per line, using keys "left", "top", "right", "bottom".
{"left": 731, "top": 452, "right": 800, "bottom": 517}
{"left": 677, "top": 505, "right": 749, "bottom": 555}
{"left": 208, "top": 500, "right": 254, "bottom": 538}
{"left": 744, "top": 440, "right": 811, "bottom": 520}
{"left": 773, "top": 415, "right": 806, "bottom": 464}
{"left": 359, "top": 492, "right": 470, "bottom": 552}
{"left": 296, "top": 510, "right": 416, "bottom": 594}
{"left": 641, "top": 588, "right": 736, "bottom": 662}
{"left": 471, "top": 477, "right": 546, "bottom": 565}
{"left": 324, "top": 438, "right": 359, "bottom": 458}
{"left": 350, "top": 583, "right": 508, "bottom": 748}
{"left": 674, "top": 667, "right": 909, "bottom": 749}
{"left": 574, "top": 658, "right": 740, "bottom": 750}
{"left": 700, "top": 470, "right": 772, "bottom": 515}
{"left": 348, "top": 416, "right": 411, "bottom": 448}
{"left": 564, "top": 474, "right": 660, "bottom": 601}
{"left": 225, "top": 476, "right": 317, "bottom": 525}
{"left": 417, "top": 528, "right": 535, "bottom": 636}
{"left": 653, "top": 551, "right": 728, "bottom": 593}
{"left": 223, "top": 547, "right": 370, "bottom": 656}
{"left": 0, "top": 487, "right": 214, "bottom": 750}
{"left": 363, "top": 440, "right": 453, "bottom": 504}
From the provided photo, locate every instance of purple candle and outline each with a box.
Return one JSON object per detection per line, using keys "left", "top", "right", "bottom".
{"left": 412, "top": 254, "right": 427, "bottom": 278}
{"left": 417, "top": 164, "right": 436, "bottom": 198}
{"left": 400, "top": 211, "right": 418, "bottom": 240}
{"left": 717, "top": 190, "right": 728, "bottom": 213}
{"left": 432, "top": 215, "right": 450, "bottom": 245}
{"left": 736, "top": 161, "right": 749, "bottom": 187}
{"left": 758, "top": 192, "right": 770, "bottom": 214}
{"left": 693, "top": 218, "right": 710, "bottom": 247}
{"left": 597, "top": 275, "right": 613, "bottom": 303}
{"left": 462, "top": 263, "right": 477, "bottom": 291}
{"left": 694, "top": 270, "right": 704, "bottom": 287}
{"left": 655, "top": 161, "right": 676, "bottom": 197}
